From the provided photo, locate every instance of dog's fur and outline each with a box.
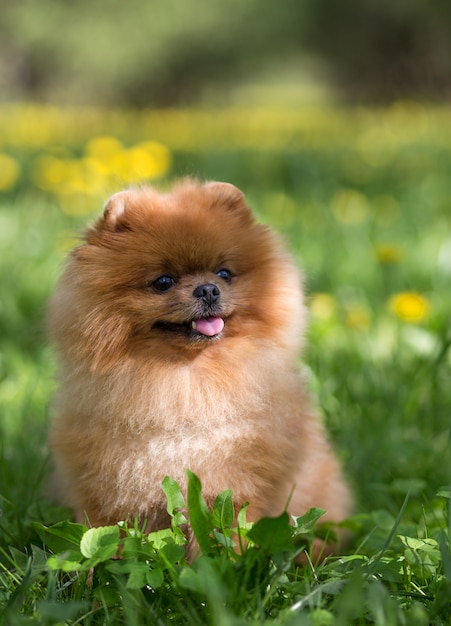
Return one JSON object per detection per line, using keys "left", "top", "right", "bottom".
{"left": 49, "top": 180, "right": 351, "bottom": 554}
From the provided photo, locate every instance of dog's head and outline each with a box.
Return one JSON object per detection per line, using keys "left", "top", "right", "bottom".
{"left": 50, "top": 180, "right": 305, "bottom": 369}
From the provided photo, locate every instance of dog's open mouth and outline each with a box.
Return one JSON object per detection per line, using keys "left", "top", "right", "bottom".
{"left": 191, "top": 317, "right": 224, "bottom": 336}
{"left": 154, "top": 316, "right": 225, "bottom": 339}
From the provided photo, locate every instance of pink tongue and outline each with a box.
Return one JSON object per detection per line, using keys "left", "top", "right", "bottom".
{"left": 193, "top": 317, "right": 224, "bottom": 337}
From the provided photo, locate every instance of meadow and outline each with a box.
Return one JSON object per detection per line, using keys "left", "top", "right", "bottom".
{"left": 0, "top": 102, "right": 450, "bottom": 624}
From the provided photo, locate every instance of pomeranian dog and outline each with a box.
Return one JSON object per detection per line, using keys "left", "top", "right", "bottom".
{"left": 49, "top": 179, "right": 351, "bottom": 557}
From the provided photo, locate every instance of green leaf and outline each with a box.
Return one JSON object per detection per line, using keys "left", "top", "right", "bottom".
{"left": 9, "top": 544, "right": 49, "bottom": 577}
{"left": 363, "top": 556, "right": 402, "bottom": 584}
{"left": 126, "top": 562, "right": 151, "bottom": 590}
{"left": 121, "top": 535, "right": 145, "bottom": 559}
{"left": 33, "top": 520, "right": 86, "bottom": 554}
{"left": 212, "top": 490, "right": 234, "bottom": 531}
{"left": 105, "top": 559, "right": 163, "bottom": 589}
{"left": 247, "top": 512, "right": 294, "bottom": 553}
{"left": 146, "top": 567, "right": 164, "bottom": 589}
{"left": 178, "top": 557, "right": 219, "bottom": 595}
{"left": 212, "top": 530, "right": 235, "bottom": 550}
{"left": 147, "top": 528, "right": 177, "bottom": 550}
{"left": 186, "top": 470, "right": 213, "bottom": 555}
{"left": 398, "top": 535, "right": 439, "bottom": 553}
{"left": 80, "top": 525, "right": 120, "bottom": 561}
{"left": 237, "top": 502, "right": 250, "bottom": 530}
{"left": 437, "top": 487, "right": 450, "bottom": 500}
{"left": 159, "top": 540, "right": 186, "bottom": 565}
{"left": 47, "top": 551, "right": 87, "bottom": 572}
{"left": 179, "top": 566, "right": 206, "bottom": 595}
{"left": 172, "top": 511, "right": 189, "bottom": 529}
{"left": 292, "top": 507, "right": 326, "bottom": 535}
{"left": 29, "top": 545, "right": 49, "bottom": 572}
{"left": 309, "top": 608, "right": 335, "bottom": 626}
{"left": 162, "top": 475, "right": 186, "bottom": 515}
{"left": 398, "top": 535, "right": 441, "bottom": 579}
{"left": 8, "top": 547, "right": 31, "bottom": 573}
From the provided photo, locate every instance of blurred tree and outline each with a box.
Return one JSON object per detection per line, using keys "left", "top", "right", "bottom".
{"left": 301, "top": 0, "right": 451, "bottom": 102}
{"left": 0, "top": 0, "right": 304, "bottom": 106}
{"left": 0, "top": 0, "right": 451, "bottom": 106}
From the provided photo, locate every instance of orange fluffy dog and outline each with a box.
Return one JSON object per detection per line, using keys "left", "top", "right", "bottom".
{"left": 49, "top": 180, "right": 351, "bottom": 555}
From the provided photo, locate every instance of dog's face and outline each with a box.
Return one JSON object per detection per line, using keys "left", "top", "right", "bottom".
{"left": 147, "top": 270, "right": 229, "bottom": 342}
{"left": 123, "top": 238, "right": 238, "bottom": 350}
{"left": 53, "top": 180, "right": 303, "bottom": 369}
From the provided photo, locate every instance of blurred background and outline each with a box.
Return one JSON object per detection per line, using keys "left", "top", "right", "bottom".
{"left": 1, "top": 0, "right": 451, "bottom": 107}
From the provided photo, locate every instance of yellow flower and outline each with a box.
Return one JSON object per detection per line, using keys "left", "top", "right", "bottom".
{"left": 104, "top": 142, "right": 171, "bottom": 184}
{"left": 85, "top": 135, "right": 124, "bottom": 163}
{"left": 375, "top": 244, "right": 403, "bottom": 264}
{"left": 0, "top": 153, "right": 20, "bottom": 190}
{"left": 389, "top": 292, "right": 430, "bottom": 323}
{"left": 32, "top": 155, "right": 70, "bottom": 191}
{"left": 310, "top": 293, "right": 337, "bottom": 321}
{"left": 135, "top": 141, "right": 172, "bottom": 179}
{"left": 64, "top": 157, "right": 109, "bottom": 196}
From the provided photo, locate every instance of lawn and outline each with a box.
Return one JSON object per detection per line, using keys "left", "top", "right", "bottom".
{"left": 0, "top": 102, "right": 450, "bottom": 624}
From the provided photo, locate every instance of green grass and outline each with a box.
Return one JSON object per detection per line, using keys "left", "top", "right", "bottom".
{"left": 1, "top": 106, "right": 451, "bottom": 624}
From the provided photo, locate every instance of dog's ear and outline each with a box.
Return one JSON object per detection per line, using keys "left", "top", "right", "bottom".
{"left": 205, "top": 181, "right": 253, "bottom": 222}
{"left": 205, "top": 181, "right": 244, "bottom": 206}
{"left": 102, "top": 190, "right": 135, "bottom": 231}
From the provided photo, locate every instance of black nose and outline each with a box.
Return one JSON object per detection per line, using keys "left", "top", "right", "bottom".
{"left": 193, "top": 283, "right": 220, "bottom": 306}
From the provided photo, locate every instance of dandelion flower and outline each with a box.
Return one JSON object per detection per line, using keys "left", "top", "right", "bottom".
{"left": 389, "top": 292, "right": 429, "bottom": 323}
{"left": 85, "top": 136, "right": 124, "bottom": 161}
{"left": 310, "top": 293, "right": 337, "bottom": 321}
{"left": 109, "top": 143, "right": 171, "bottom": 184}
{"left": 375, "top": 244, "right": 403, "bottom": 264}
{"left": 134, "top": 141, "right": 172, "bottom": 178}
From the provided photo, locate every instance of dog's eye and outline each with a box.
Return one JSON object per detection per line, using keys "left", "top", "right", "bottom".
{"left": 152, "top": 275, "right": 176, "bottom": 292}
{"left": 216, "top": 268, "right": 232, "bottom": 283}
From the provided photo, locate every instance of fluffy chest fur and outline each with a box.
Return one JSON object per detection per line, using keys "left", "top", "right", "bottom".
{"left": 51, "top": 342, "right": 307, "bottom": 525}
